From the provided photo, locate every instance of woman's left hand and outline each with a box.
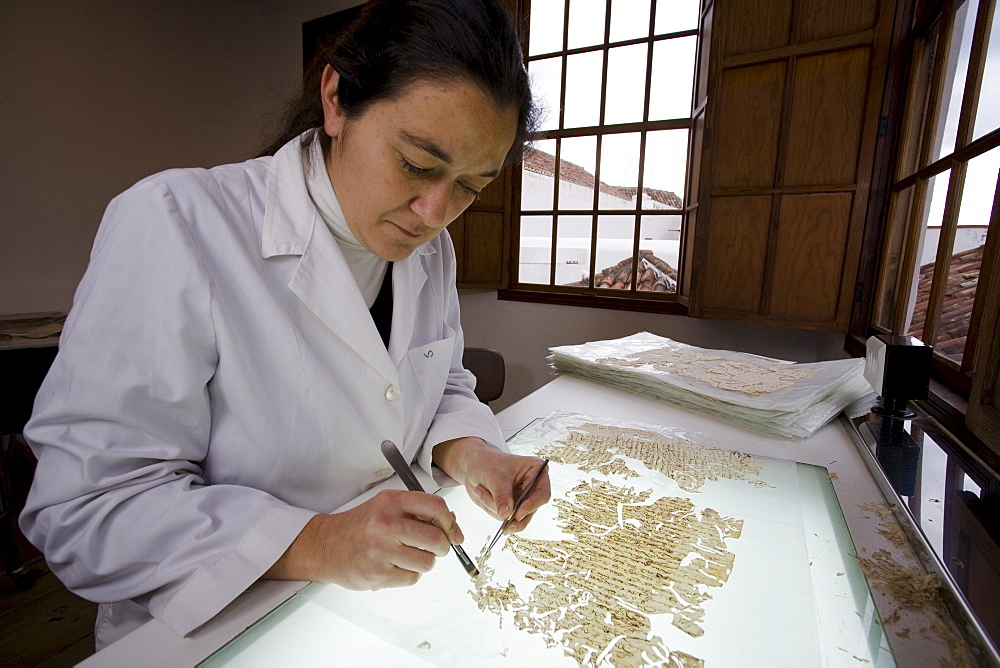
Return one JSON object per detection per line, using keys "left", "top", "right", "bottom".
{"left": 433, "top": 437, "right": 551, "bottom": 534}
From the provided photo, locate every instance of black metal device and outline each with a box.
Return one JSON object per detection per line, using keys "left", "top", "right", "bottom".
{"left": 860, "top": 334, "right": 934, "bottom": 496}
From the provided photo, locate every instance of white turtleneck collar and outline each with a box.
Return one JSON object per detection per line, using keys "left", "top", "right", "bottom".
{"left": 302, "top": 131, "right": 388, "bottom": 309}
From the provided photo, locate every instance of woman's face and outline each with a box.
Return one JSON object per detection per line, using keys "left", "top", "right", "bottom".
{"left": 321, "top": 67, "right": 518, "bottom": 262}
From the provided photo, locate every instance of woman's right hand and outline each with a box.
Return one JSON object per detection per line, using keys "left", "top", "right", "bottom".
{"left": 264, "top": 489, "right": 465, "bottom": 589}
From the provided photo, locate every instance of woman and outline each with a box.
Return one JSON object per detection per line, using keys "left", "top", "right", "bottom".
{"left": 20, "top": 0, "right": 549, "bottom": 650}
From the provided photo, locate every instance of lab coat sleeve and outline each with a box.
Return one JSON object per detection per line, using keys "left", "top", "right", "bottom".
{"left": 418, "top": 232, "right": 506, "bottom": 482}
{"left": 19, "top": 179, "right": 317, "bottom": 637}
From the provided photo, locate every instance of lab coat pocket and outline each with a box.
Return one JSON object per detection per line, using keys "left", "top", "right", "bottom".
{"left": 406, "top": 333, "right": 456, "bottom": 429}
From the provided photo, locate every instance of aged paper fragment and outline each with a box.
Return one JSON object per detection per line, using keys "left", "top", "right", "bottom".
{"left": 297, "top": 412, "right": 826, "bottom": 667}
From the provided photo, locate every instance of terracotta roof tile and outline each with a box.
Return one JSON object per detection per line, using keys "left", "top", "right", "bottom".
{"left": 523, "top": 146, "right": 682, "bottom": 209}
{"left": 908, "top": 244, "right": 984, "bottom": 358}
{"left": 568, "top": 250, "right": 678, "bottom": 292}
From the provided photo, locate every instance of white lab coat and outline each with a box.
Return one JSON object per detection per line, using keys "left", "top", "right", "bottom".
{"left": 19, "top": 133, "right": 504, "bottom": 648}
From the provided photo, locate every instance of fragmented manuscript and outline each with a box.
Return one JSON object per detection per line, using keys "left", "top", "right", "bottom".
{"left": 304, "top": 412, "right": 826, "bottom": 666}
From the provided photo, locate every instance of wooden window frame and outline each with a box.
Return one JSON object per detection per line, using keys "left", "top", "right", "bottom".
{"left": 850, "top": 0, "right": 1000, "bottom": 465}
{"left": 498, "top": 0, "right": 710, "bottom": 315}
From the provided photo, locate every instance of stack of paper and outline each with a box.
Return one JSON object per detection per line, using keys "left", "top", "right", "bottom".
{"left": 549, "top": 332, "right": 873, "bottom": 439}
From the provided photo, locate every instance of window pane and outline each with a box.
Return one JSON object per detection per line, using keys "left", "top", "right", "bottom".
{"left": 973, "top": 3, "right": 1000, "bottom": 141}
{"left": 649, "top": 36, "right": 697, "bottom": 120}
{"left": 935, "top": 147, "right": 999, "bottom": 362}
{"left": 522, "top": 139, "right": 557, "bottom": 211}
{"left": 609, "top": 0, "right": 651, "bottom": 43}
{"left": 605, "top": 43, "right": 649, "bottom": 125}
{"left": 556, "top": 215, "right": 593, "bottom": 285}
{"left": 639, "top": 215, "right": 681, "bottom": 292}
{"left": 876, "top": 185, "right": 916, "bottom": 330}
{"left": 594, "top": 215, "right": 636, "bottom": 290}
{"left": 929, "top": 0, "right": 980, "bottom": 162}
{"left": 518, "top": 215, "right": 554, "bottom": 284}
{"left": 558, "top": 135, "right": 598, "bottom": 209}
{"left": 599, "top": 132, "right": 641, "bottom": 209}
{"left": 654, "top": 0, "right": 699, "bottom": 34}
{"left": 529, "top": 0, "right": 566, "bottom": 56}
{"left": 907, "top": 171, "right": 952, "bottom": 338}
{"left": 564, "top": 50, "right": 604, "bottom": 129}
{"left": 643, "top": 130, "right": 688, "bottom": 207}
{"left": 529, "top": 56, "right": 563, "bottom": 132}
{"left": 567, "top": 0, "right": 607, "bottom": 50}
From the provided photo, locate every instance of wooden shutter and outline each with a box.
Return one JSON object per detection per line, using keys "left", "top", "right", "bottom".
{"left": 452, "top": 165, "right": 511, "bottom": 288}
{"left": 689, "top": 0, "right": 896, "bottom": 332}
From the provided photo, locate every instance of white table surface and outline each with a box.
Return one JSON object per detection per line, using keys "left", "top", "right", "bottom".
{"left": 81, "top": 374, "right": 969, "bottom": 667}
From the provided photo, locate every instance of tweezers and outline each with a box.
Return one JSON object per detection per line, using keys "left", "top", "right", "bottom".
{"left": 380, "top": 440, "right": 480, "bottom": 577}
{"left": 483, "top": 458, "right": 550, "bottom": 558}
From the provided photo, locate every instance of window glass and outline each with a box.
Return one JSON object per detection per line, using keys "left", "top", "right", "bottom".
{"left": 529, "top": 57, "right": 563, "bottom": 132}
{"left": 649, "top": 36, "right": 697, "bottom": 120}
{"left": 639, "top": 215, "right": 682, "bottom": 291}
{"left": 876, "top": 185, "right": 916, "bottom": 331}
{"left": 555, "top": 215, "right": 594, "bottom": 285}
{"left": 594, "top": 216, "right": 637, "bottom": 290}
{"left": 609, "top": 0, "right": 651, "bottom": 43}
{"left": 518, "top": 215, "right": 554, "bottom": 284}
{"left": 907, "top": 171, "right": 951, "bottom": 339}
{"left": 567, "top": 0, "right": 607, "bottom": 50}
{"left": 558, "top": 135, "right": 598, "bottom": 209}
{"left": 529, "top": 0, "right": 566, "bottom": 56}
{"left": 521, "top": 139, "right": 558, "bottom": 211}
{"left": 654, "top": 0, "right": 699, "bottom": 34}
{"left": 934, "top": 147, "right": 999, "bottom": 363}
{"left": 929, "top": 0, "right": 980, "bottom": 163}
{"left": 599, "top": 132, "right": 642, "bottom": 205}
{"left": 564, "top": 50, "right": 604, "bottom": 128}
{"left": 605, "top": 43, "right": 649, "bottom": 125}
{"left": 643, "top": 130, "right": 689, "bottom": 207}
{"left": 972, "top": 3, "right": 1000, "bottom": 141}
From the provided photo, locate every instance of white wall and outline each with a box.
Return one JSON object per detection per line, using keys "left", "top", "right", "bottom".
{"left": 0, "top": 0, "right": 360, "bottom": 314}
{"left": 0, "top": 1, "right": 848, "bottom": 415}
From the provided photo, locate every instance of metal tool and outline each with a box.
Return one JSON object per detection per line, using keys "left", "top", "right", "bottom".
{"left": 380, "top": 440, "right": 479, "bottom": 577}
{"left": 483, "top": 458, "right": 549, "bottom": 559}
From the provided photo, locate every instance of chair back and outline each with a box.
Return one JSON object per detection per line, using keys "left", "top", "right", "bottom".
{"left": 462, "top": 348, "right": 505, "bottom": 404}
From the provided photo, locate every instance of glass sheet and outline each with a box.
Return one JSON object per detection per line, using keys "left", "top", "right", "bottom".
{"left": 529, "top": 0, "right": 566, "bottom": 57}
{"left": 594, "top": 215, "right": 636, "bottom": 290}
{"left": 929, "top": 0, "right": 980, "bottom": 163}
{"left": 555, "top": 215, "right": 593, "bottom": 286}
{"left": 605, "top": 43, "right": 649, "bottom": 126}
{"left": 558, "top": 135, "right": 598, "bottom": 209}
{"left": 518, "top": 215, "right": 554, "bottom": 285}
{"left": 522, "top": 139, "right": 558, "bottom": 211}
{"left": 654, "top": 0, "right": 699, "bottom": 34}
{"left": 567, "top": 0, "right": 607, "bottom": 50}
{"left": 529, "top": 56, "right": 563, "bottom": 132}
{"left": 643, "top": 130, "right": 688, "bottom": 207}
{"left": 609, "top": 0, "right": 651, "bottom": 43}
{"left": 202, "top": 412, "right": 894, "bottom": 667}
{"left": 564, "top": 51, "right": 604, "bottom": 129}
{"left": 933, "top": 147, "right": 998, "bottom": 362}
{"left": 649, "top": 36, "right": 697, "bottom": 121}
{"left": 875, "top": 185, "right": 916, "bottom": 331}
{"left": 849, "top": 409, "right": 1000, "bottom": 656}
{"left": 972, "top": 2, "right": 1000, "bottom": 140}
{"left": 907, "top": 172, "right": 950, "bottom": 339}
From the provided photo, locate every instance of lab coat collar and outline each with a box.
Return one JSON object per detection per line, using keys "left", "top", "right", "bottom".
{"left": 260, "top": 133, "right": 435, "bottom": 381}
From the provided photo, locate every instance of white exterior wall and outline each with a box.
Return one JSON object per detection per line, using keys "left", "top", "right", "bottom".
{"left": 518, "top": 168, "right": 681, "bottom": 285}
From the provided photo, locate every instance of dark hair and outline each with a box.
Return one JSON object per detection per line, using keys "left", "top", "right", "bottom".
{"left": 258, "top": 0, "right": 538, "bottom": 163}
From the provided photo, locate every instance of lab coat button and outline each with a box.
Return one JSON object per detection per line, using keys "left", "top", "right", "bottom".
{"left": 385, "top": 384, "right": 402, "bottom": 401}
{"left": 374, "top": 468, "right": 393, "bottom": 480}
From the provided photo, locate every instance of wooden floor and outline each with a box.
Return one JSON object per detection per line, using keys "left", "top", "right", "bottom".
{"left": 0, "top": 557, "right": 96, "bottom": 667}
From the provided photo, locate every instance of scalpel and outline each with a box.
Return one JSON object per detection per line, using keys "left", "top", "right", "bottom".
{"left": 380, "top": 439, "right": 480, "bottom": 577}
